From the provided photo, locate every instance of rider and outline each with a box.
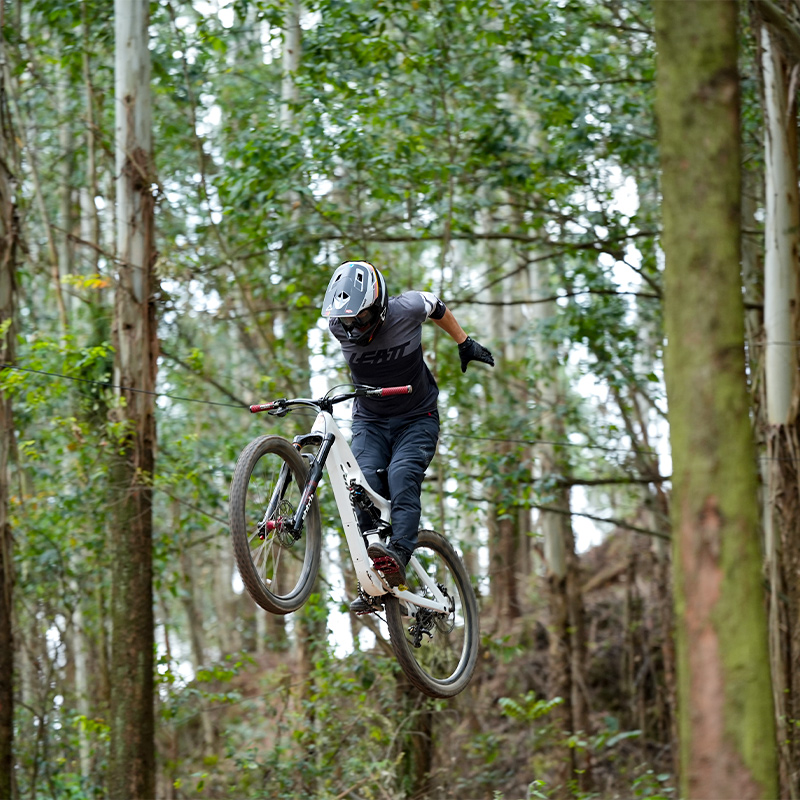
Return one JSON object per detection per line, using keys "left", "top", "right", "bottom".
{"left": 321, "top": 260, "right": 495, "bottom": 614}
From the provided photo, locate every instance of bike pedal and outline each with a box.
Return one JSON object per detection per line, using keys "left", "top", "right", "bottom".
{"left": 372, "top": 556, "right": 400, "bottom": 573}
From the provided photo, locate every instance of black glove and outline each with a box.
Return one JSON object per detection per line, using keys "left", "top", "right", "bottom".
{"left": 458, "top": 337, "right": 495, "bottom": 373}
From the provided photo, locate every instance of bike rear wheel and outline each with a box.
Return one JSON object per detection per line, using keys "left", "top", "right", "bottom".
{"left": 229, "top": 435, "right": 321, "bottom": 614}
{"left": 385, "top": 530, "right": 479, "bottom": 698}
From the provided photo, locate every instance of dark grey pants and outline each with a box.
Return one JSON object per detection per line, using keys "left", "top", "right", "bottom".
{"left": 350, "top": 410, "right": 440, "bottom": 555}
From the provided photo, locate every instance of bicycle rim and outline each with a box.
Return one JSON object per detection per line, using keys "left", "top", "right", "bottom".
{"left": 385, "top": 530, "right": 479, "bottom": 698}
{"left": 229, "top": 436, "right": 321, "bottom": 614}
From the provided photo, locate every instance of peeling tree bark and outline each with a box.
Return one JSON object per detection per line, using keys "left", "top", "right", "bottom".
{"left": 758, "top": 18, "right": 800, "bottom": 797}
{"left": 655, "top": 2, "right": 779, "bottom": 797}
{"left": 108, "top": 2, "right": 158, "bottom": 797}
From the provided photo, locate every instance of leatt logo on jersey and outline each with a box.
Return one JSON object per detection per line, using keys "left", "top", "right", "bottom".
{"left": 348, "top": 341, "right": 412, "bottom": 366}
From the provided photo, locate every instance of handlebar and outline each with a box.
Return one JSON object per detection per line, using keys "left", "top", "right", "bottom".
{"left": 249, "top": 384, "right": 412, "bottom": 415}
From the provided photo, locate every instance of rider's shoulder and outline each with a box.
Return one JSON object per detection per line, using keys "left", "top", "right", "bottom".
{"left": 389, "top": 291, "right": 436, "bottom": 316}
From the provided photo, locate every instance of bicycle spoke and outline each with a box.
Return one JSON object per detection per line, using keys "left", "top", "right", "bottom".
{"left": 229, "top": 435, "right": 322, "bottom": 614}
{"left": 385, "top": 530, "right": 478, "bottom": 698}
{"left": 252, "top": 537, "right": 272, "bottom": 580}
{"left": 271, "top": 538, "right": 284, "bottom": 590}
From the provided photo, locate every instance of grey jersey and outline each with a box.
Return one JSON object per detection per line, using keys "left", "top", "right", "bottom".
{"left": 329, "top": 291, "right": 445, "bottom": 419}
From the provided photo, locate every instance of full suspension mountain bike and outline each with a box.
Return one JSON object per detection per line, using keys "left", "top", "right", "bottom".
{"left": 228, "top": 385, "right": 479, "bottom": 698}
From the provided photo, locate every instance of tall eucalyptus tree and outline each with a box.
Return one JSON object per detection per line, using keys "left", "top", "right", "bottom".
{"left": 655, "top": 1, "right": 777, "bottom": 796}
{"left": 750, "top": 3, "right": 800, "bottom": 790}
{"left": 0, "top": 0, "right": 711, "bottom": 793}
{"left": 0, "top": 9, "right": 18, "bottom": 792}
{"left": 108, "top": 1, "right": 158, "bottom": 796}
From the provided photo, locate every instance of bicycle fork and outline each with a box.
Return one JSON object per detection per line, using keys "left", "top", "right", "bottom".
{"left": 289, "top": 433, "right": 334, "bottom": 536}
{"left": 258, "top": 433, "right": 335, "bottom": 541}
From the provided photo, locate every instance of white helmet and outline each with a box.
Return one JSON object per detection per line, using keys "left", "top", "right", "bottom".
{"left": 321, "top": 261, "right": 388, "bottom": 345}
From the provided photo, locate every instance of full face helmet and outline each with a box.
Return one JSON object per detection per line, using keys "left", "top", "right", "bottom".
{"left": 321, "top": 260, "right": 388, "bottom": 345}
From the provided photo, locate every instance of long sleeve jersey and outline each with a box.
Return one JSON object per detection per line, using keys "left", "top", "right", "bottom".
{"left": 329, "top": 291, "right": 446, "bottom": 419}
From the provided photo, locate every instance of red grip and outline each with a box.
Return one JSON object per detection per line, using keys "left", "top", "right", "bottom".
{"left": 250, "top": 403, "right": 274, "bottom": 413}
{"left": 380, "top": 385, "right": 413, "bottom": 397}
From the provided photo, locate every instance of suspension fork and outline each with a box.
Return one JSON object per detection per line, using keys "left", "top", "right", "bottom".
{"left": 287, "top": 433, "right": 334, "bottom": 537}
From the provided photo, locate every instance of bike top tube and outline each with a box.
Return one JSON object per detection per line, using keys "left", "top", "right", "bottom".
{"left": 249, "top": 384, "right": 412, "bottom": 416}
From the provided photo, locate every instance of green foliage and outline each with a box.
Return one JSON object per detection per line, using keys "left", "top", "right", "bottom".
{"left": 4, "top": 0, "right": 680, "bottom": 796}
{"left": 631, "top": 769, "right": 675, "bottom": 799}
{"left": 499, "top": 692, "right": 564, "bottom": 723}
{"left": 159, "top": 646, "right": 414, "bottom": 799}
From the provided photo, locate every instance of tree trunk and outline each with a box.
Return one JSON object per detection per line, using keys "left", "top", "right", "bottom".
{"left": 66, "top": 541, "right": 93, "bottom": 781}
{"left": 487, "top": 264, "right": 524, "bottom": 624}
{"left": 5, "top": 43, "right": 68, "bottom": 336}
{"left": 0, "top": 23, "right": 18, "bottom": 793}
{"left": 173, "top": 501, "right": 216, "bottom": 756}
{"left": 57, "top": 62, "right": 74, "bottom": 323}
{"left": 529, "top": 243, "right": 590, "bottom": 792}
{"left": 397, "top": 677, "right": 433, "bottom": 800}
{"left": 611, "top": 384, "right": 678, "bottom": 770}
{"left": 655, "top": 3, "right": 779, "bottom": 796}
{"left": 759, "top": 20, "right": 800, "bottom": 797}
{"left": 274, "top": 0, "right": 326, "bottom": 699}
{"left": 108, "top": 2, "right": 158, "bottom": 797}
{"left": 82, "top": 0, "right": 102, "bottom": 276}
{"left": 214, "top": 543, "right": 239, "bottom": 655}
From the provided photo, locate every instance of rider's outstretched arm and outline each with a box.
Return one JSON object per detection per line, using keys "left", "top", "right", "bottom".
{"left": 433, "top": 307, "right": 468, "bottom": 344}
{"left": 432, "top": 308, "right": 495, "bottom": 373}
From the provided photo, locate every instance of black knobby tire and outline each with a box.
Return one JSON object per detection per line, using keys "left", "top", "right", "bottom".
{"left": 385, "top": 530, "right": 479, "bottom": 698}
{"left": 229, "top": 435, "right": 322, "bottom": 615}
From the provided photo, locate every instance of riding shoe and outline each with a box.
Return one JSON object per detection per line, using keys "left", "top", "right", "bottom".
{"left": 350, "top": 595, "right": 379, "bottom": 615}
{"left": 367, "top": 541, "right": 410, "bottom": 589}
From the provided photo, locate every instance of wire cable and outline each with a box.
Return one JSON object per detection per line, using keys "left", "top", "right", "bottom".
{"left": 0, "top": 362, "right": 247, "bottom": 409}
{"left": 0, "top": 361, "right": 664, "bottom": 455}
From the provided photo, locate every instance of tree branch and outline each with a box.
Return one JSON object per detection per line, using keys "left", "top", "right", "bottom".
{"left": 531, "top": 503, "right": 670, "bottom": 540}
{"left": 451, "top": 288, "right": 661, "bottom": 306}
{"left": 753, "top": 0, "right": 800, "bottom": 62}
{"left": 159, "top": 348, "right": 248, "bottom": 407}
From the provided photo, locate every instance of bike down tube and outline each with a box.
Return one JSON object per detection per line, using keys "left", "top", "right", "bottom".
{"left": 311, "top": 410, "right": 390, "bottom": 597}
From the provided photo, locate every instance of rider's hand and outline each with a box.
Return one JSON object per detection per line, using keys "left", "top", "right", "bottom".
{"left": 458, "top": 337, "right": 495, "bottom": 373}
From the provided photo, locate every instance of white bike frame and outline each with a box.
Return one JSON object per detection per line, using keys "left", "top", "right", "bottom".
{"left": 309, "top": 409, "right": 449, "bottom": 612}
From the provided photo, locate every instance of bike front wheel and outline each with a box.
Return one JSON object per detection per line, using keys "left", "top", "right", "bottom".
{"left": 229, "top": 435, "right": 322, "bottom": 615}
{"left": 385, "top": 530, "right": 479, "bottom": 698}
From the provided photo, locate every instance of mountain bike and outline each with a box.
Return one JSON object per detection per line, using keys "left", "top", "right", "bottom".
{"left": 228, "top": 384, "right": 479, "bottom": 698}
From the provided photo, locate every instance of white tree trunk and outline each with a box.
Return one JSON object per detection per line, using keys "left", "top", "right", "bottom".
{"left": 57, "top": 62, "right": 73, "bottom": 322}
{"left": 110, "top": 2, "right": 157, "bottom": 795}
{"left": 529, "top": 258, "right": 569, "bottom": 580}
{"left": 760, "top": 24, "right": 800, "bottom": 796}
{"left": 281, "top": 2, "right": 301, "bottom": 126}
{"left": 761, "top": 26, "right": 800, "bottom": 425}
{"left": 115, "top": 0, "right": 153, "bottom": 307}
{"left": 71, "top": 598, "right": 92, "bottom": 777}
{"left": 81, "top": 0, "right": 102, "bottom": 277}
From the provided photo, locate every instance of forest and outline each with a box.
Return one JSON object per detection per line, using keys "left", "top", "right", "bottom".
{"left": 0, "top": 0, "right": 797, "bottom": 798}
